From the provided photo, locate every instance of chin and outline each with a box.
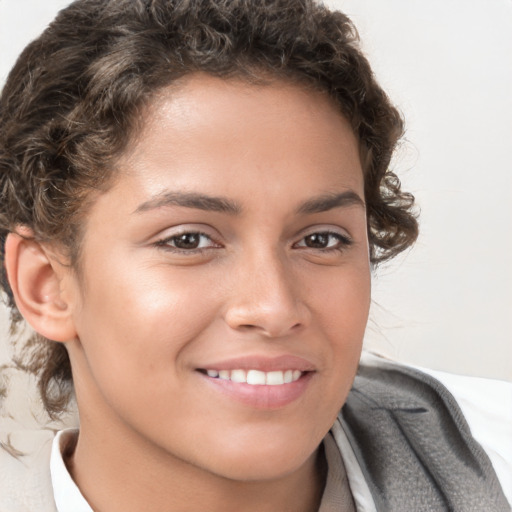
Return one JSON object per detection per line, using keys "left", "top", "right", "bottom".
{"left": 199, "top": 433, "right": 320, "bottom": 482}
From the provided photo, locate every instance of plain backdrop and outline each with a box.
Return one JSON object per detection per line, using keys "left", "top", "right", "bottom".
{"left": 0, "top": 0, "right": 511, "bottom": 388}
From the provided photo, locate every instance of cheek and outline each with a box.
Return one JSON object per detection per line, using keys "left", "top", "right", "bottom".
{"left": 71, "top": 260, "right": 222, "bottom": 388}
{"left": 307, "top": 260, "right": 371, "bottom": 384}
{"left": 308, "top": 257, "right": 371, "bottom": 331}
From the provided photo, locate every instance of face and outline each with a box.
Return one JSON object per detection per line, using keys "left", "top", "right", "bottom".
{"left": 63, "top": 75, "right": 370, "bottom": 482}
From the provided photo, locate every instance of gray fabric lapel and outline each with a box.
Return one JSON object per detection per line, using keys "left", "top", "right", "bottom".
{"left": 342, "top": 363, "right": 511, "bottom": 511}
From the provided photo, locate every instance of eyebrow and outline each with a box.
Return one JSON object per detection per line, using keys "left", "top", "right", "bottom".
{"left": 134, "top": 191, "right": 242, "bottom": 215}
{"left": 296, "top": 191, "right": 365, "bottom": 215}
{"left": 134, "top": 189, "right": 365, "bottom": 216}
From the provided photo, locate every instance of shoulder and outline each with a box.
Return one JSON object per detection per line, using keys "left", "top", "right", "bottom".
{"left": 341, "top": 352, "right": 512, "bottom": 511}
{"left": 0, "top": 429, "right": 58, "bottom": 512}
{"left": 357, "top": 351, "right": 512, "bottom": 491}
{"left": 404, "top": 359, "right": 512, "bottom": 505}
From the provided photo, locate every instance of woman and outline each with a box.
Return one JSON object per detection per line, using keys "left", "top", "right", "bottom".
{"left": 0, "top": 1, "right": 509, "bottom": 510}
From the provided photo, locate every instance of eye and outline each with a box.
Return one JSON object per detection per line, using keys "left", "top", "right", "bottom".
{"left": 156, "top": 231, "right": 219, "bottom": 252}
{"left": 294, "top": 231, "right": 352, "bottom": 251}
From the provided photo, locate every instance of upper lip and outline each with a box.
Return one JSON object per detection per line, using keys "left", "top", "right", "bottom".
{"left": 196, "top": 354, "right": 316, "bottom": 372}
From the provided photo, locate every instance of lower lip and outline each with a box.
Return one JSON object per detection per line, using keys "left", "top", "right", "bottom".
{"left": 199, "top": 372, "right": 314, "bottom": 409}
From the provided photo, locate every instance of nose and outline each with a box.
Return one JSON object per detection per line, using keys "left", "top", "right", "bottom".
{"left": 224, "top": 249, "right": 310, "bottom": 338}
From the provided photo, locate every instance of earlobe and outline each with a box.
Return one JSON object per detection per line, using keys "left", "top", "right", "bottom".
{"left": 4, "top": 228, "right": 77, "bottom": 343}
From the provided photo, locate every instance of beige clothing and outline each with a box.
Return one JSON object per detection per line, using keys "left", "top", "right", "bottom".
{"left": 319, "top": 432, "right": 356, "bottom": 511}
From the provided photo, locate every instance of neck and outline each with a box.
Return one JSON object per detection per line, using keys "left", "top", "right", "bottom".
{"left": 68, "top": 419, "right": 327, "bottom": 512}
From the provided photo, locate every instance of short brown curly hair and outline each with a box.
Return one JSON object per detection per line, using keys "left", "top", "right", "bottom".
{"left": 0, "top": 0, "right": 418, "bottom": 416}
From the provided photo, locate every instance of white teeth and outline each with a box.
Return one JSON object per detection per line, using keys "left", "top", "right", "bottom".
{"left": 247, "top": 369, "right": 266, "bottom": 385}
{"left": 266, "top": 370, "right": 284, "bottom": 385}
{"left": 230, "top": 369, "right": 246, "bottom": 383}
{"left": 205, "top": 368, "right": 304, "bottom": 385}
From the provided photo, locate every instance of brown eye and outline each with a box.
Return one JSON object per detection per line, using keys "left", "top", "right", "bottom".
{"left": 172, "top": 233, "right": 201, "bottom": 249}
{"left": 156, "top": 232, "right": 218, "bottom": 252}
{"left": 295, "top": 231, "right": 352, "bottom": 251}
{"left": 304, "top": 233, "right": 330, "bottom": 248}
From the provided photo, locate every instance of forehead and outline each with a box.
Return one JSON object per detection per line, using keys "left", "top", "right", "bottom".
{"left": 118, "top": 74, "right": 363, "bottom": 196}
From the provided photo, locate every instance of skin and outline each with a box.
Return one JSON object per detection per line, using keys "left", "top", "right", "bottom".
{"left": 19, "top": 76, "right": 371, "bottom": 511}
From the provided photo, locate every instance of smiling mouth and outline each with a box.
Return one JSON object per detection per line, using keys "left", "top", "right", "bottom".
{"left": 199, "top": 368, "right": 304, "bottom": 386}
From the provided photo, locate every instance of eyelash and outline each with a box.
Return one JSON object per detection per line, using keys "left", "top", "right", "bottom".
{"left": 293, "top": 231, "right": 353, "bottom": 252}
{"left": 155, "top": 231, "right": 219, "bottom": 253}
{"left": 155, "top": 230, "right": 352, "bottom": 254}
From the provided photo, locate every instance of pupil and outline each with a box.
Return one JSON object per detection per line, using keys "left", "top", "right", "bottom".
{"left": 175, "top": 233, "right": 200, "bottom": 249}
{"left": 306, "top": 233, "right": 328, "bottom": 248}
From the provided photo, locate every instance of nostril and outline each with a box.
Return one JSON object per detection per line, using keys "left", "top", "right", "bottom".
{"left": 237, "top": 324, "right": 258, "bottom": 332}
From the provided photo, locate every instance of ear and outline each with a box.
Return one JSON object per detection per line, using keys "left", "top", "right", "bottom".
{"left": 4, "top": 228, "right": 77, "bottom": 342}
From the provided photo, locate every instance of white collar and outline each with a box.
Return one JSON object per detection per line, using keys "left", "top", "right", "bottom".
{"left": 50, "top": 429, "right": 92, "bottom": 512}
{"left": 329, "top": 419, "right": 377, "bottom": 512}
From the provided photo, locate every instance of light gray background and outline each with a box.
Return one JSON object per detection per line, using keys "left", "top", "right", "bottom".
{"left": 1, "top": 0, "right": 511, "bottom": 387}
